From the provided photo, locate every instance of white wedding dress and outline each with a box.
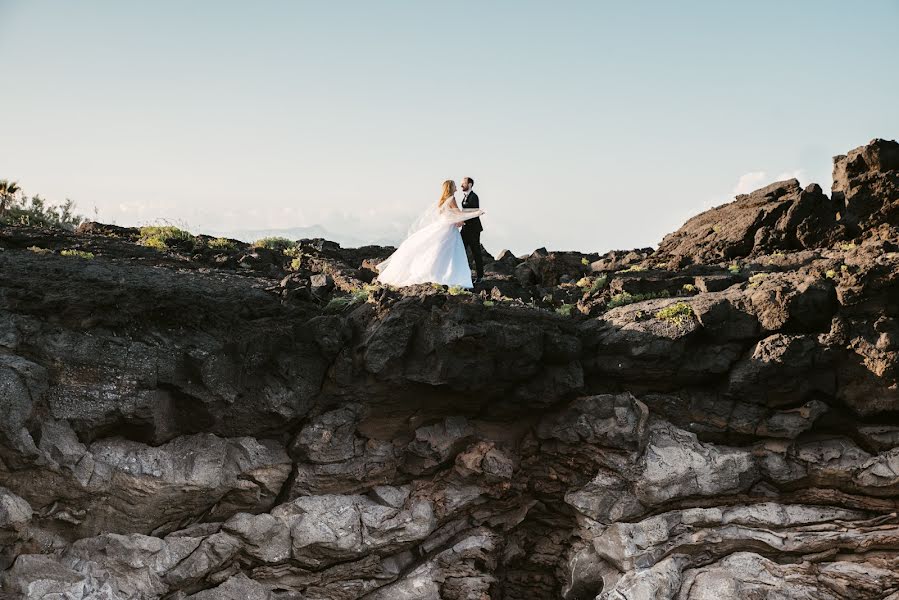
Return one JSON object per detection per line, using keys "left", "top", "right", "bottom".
{"left": 376, "top": 198, "right": 483, "bottom": 288}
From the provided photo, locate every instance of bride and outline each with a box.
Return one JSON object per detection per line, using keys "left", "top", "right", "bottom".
{"left": 376, "top": 180, "right": 485, "bottom": 288}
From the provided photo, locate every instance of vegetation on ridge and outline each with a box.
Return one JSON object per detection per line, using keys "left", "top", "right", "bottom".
{"left": 207, "top": 237, "right": 237, "bottom": 251}
{"left": 0, "top": 179, "right": 84, "bottom": 229}
{"left": 139, "top": 225, "right": 194, "bottom": 251}
{"left": 253, "top": 236, "right": 294, "bottom": 252}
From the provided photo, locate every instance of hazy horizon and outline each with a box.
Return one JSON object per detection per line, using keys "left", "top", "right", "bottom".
{"left": 1, "top": 1, "right": 897, "bottom": 255}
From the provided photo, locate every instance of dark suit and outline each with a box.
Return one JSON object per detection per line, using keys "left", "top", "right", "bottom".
{"left": 460, "top": 190, "right": 483, "bottom": 280}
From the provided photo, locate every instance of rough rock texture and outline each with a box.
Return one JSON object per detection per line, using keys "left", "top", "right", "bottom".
{"left": 1, "top": 138, "right": 899, "bottom": 599}
{"left": 656, "top": 179, "right": 844, "bottom": 264}
{"left": 832, "top": 137, "right": 899, "bottom": 231}
{"left": 656, "top": 138, "right": 899, "bottom": 267}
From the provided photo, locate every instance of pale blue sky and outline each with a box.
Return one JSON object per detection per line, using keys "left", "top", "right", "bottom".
{"left": 1, "top": 1, "right": 897, "bottom": 254}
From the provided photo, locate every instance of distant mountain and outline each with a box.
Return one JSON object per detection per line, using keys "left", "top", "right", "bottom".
{"left": 208, "top": 225, "right": 400, "bottom": 249}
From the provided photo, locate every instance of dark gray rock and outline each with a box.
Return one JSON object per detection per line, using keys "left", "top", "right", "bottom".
{"left": 310, "top": 273, "right": 335, "bottom": 297}
{"left": 656, "top": 178, "right": 843, "bottom": 263}
{"left": 2, "top": 137, "right": 899, "bottom": 599}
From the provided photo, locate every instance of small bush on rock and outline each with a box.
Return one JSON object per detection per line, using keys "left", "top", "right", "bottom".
{"left": 448, "top": 285, "right": 472, "bottom": 296}
{"left": 555, "top": 303, "right": 574, "bottom": 317}
{"left": 324, "top": 285, "right": 379, "bottom": 313}
{"left": 655, "top": 302, "right": 694, "bottom": 325}
{"left": 60, "top": 249, "right": 94, "bottom": 259}
{"left": 748, "top": 273, "right": 769, "bottom": 287}
{"left": 589, "top": 275, "right": 608, "bottom": 295}
{"left": 607, "top": 290, "right": 670, "bottom": 309}
{"left": 208, "top": 238, "right": 236, "bottom": 251}
{"left": 618, "top": 265, "right": 646, "bottom": 273}
{"left": 139, "top": 226, "right": 194, "bottom": 251}
{"left": 253, "top": 237, "right": 294, "bottom": 252}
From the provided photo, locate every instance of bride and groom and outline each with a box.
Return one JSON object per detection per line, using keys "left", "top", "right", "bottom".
{"left": 376, "top": 177, "right": 485, "bottom": 289}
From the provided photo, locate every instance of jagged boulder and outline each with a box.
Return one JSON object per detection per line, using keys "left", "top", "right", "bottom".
{"left": 657, "top": 179, "right": 843, "bottom": 263}
{"left": 590, "top": 248, "right": 653, "bottom": 273}
{"left": 833, "top": 137, "right": 899, "bottom": 231}
{"left": 525, "top": 250, "right": 594, "bottom": 286}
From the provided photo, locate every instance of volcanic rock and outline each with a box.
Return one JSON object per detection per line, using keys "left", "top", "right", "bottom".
{"left": 1, "top": 138, "right": 899, "bottom": 598}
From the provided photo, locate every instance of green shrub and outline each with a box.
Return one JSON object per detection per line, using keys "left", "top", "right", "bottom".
{"left": 141, "top": 237, "right": 167, "bottom": 250}
{"left": 606, "top": 290, "right": 670, "bottom": 309}
{"left": 655, "top": 301, "right": 694, "bottom": 325}
{"left": 825, "top": 269, "right": 837, "bottom": 279}
{"left": 618, "top": 264, "right": 646, "bottom": 274}
{"left": 324, "top": 296, "right": 354, "bottom": 312}
{"left": 353, "top": 287, "right": 373, "bottom": 302}
{"left": 324, "top": 285, "right": 378, "bottom": 312}
{"left": 283, "top": 245, "right": 302, "bottom": 258}
{"left": 748, "top": 273, "right": 769, "bottom": 287}
{"left": 589, "top": 275, "right": 608, "bottom": 294}
{"left": 0, "top": 180, "right": 84, "bottom": 230}
{"left": 728, "top": 263, "right": 741, "bottom": 274}
{"left": 253, "top": 237, "right": 293, "bottom": 252}
{"left": 139, "top": 226, "right": 194, "bottom": 251}
{"left": 682, "top": 283, "right": 696, "bottom": 293}
{"left": 581, "top": 257, "right": 590, "bottom": 266}
{"left": 208, "top": 237, "right": 236, "bottom": 251}
{"left": 60, "top": 249, "right": 94, "bottom": 259}
{"left": 840, "top": 242, "right": 857, "bottom": 251}
{"left": 483, "top": 300, "right": 495, "bottom": 307}
{"left": 27, "top": 246, "right": 52, "bottom": 254}
{"left": 555, "top": 303, "right": 574, "bottom": 317}
{"left": 448, "top": 285, "right": 472, "bottom": 296}
{"left": 290, "top": 257, "right": 302, "bottom": 271}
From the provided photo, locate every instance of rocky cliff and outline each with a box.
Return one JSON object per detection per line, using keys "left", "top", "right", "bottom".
{"left": 0, "top": 138, "right": 898, "bottom": 599}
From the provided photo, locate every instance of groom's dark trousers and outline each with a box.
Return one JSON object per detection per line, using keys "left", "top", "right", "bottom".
{"left": 460, "top": 191, "right": 484, "bottom": 280}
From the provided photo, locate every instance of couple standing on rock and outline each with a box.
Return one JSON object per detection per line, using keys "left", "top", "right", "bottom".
{"left": 376, "top": 177, "right": 485, "bottom": 289}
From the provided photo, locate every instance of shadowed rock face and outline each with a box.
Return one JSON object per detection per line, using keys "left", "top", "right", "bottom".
{"left": 1, "top": 139, "right": 899, "bottom": 599}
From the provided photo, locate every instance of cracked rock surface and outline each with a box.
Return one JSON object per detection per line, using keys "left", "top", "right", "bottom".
{"left": 2, "top": 138, "right": 899, "bottom": 598}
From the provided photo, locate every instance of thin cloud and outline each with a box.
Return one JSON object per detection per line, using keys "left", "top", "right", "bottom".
{"left": 732, "top": 171, "right": 769, "bottom": 196}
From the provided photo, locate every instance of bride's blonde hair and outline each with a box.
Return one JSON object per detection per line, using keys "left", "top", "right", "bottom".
{"left": 439, "top": 180, "right": 456, "bottom": 206}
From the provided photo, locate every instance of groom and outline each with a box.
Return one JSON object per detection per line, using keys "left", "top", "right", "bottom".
{"left": 459, "top": 177, "right": 484, "bottom": 284}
